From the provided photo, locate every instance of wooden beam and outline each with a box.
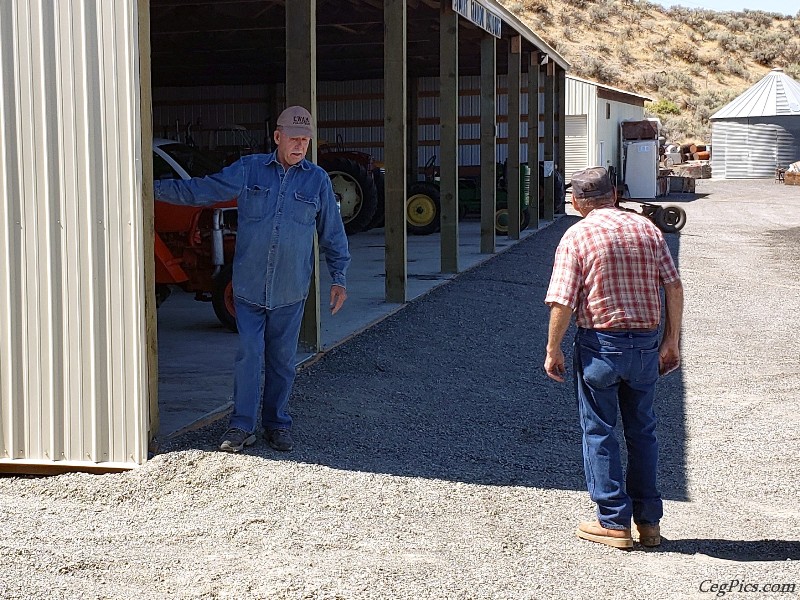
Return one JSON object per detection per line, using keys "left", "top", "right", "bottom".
{"left": 480, "top": 33, "right": 496, "bottom": 255}
{"left": 556, "top": 66, "right": 566, "bottom": 214}
{"left": 286, "top": 0, "right": 321, "bottom": 352}
{"left": 528, "top": 53, "right": 540, "bottom": 231}
{"left": 543, "top": 60, "right": 555, "bottom": 221}
{"left": 384, "top": 0, "right": 407, "bottom": 304}
{"left": 440, "top": 0, "right": 459, "bottom": 273}
{"left": 138, "top": 0, "right": 158, "bottom": 447}
{"left": 507, "top": 36, "right": 522, "bottom": 240}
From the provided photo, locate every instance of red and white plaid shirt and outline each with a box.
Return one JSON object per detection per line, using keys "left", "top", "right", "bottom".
{"left": 545, "top": 207, "right": 680, "bottom": 330}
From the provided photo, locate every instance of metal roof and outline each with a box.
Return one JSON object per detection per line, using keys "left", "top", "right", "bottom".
{"left": 710, "top": 68, "right": 800, "bottom": 120}
{"left": 566, "top": 75, "right": 652, "bottom": 102}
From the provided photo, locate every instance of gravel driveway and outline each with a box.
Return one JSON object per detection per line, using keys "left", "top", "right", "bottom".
{"left": 1, "top": 179, "right": 799, "bottom": 599}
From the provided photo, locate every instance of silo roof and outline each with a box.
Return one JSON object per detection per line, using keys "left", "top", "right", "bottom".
{"left": 710, "top": 68, "right": 800, "bottom": 120}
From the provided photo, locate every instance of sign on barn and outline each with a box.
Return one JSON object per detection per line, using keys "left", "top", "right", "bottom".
{"left": 452, "top": 0, "right": 502, "bottom": 37}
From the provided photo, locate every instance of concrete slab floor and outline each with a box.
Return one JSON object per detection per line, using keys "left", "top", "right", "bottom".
{"left": 156, "top": 217, "right": 559, "bottom": 439}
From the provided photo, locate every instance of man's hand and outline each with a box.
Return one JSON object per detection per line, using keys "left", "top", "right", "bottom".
{"left": 545, "top": 347, "right": 567, "bottom": 382}
{"left": 659, "top": 338, "right": 680, "bottom": 376}
{"left": 545, "top": 302, "right": 573, "bottom": 383}
{"left": 660, "top": 279, "right": 683, "bottom": 376}
{"left": 330, "top": 285, "right": 347, "bottom": 315}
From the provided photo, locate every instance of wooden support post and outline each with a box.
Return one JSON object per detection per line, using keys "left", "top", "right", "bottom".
{"left": 507, "top": 36, "right": 522, "bottom": 240}
{"left": 556, "top": 66, "right": 566, "bottom": 214}
{"left": 384, "top": 0, "right": 407, "bottom": 303}
{"left": 528, "top": 53, "right": 540, "bottom": 231}
{"left": 138, "top": 0, "right": 158, "bottom": 444}
{"left": 480, "top": 33, "right": 496, "bottom": 254}
{"left": 439, "top": 1, "right": 458, "bottom": 273}
{"left": 543, "top": 60, "right": 555, "bottom": 221}
{"left": 286, "top": 0, "right": 320, "bottom": 352}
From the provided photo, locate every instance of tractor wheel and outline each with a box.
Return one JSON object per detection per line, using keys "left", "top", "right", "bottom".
{"left": 654, "top": 205, "right": 686, "bottom": 233}
{"left": 495, "top": 207, "right": 531, "bottom": 236}
{"left": 366, "top": 168, "right": 385, "bottom": 230}
{"left": 406, "top": 181, "right": 441, "bottom": 235}
{"left": 212, "top": 264, "right": 238, "bottom": 332}
{"left": 321, "top": 157, "right": 378, "bottom": 235}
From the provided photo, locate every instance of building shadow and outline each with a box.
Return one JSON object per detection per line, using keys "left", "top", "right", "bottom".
{"left": 167, "top": 214, "right": 689, "bottom": 502}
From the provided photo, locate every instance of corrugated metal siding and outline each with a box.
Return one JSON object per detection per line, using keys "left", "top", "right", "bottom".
{"left": 0, "top": 0, "right": 147, "bottom": 468}
{"left": 711, "top": 118, "right": 800, "bottom": 178}
{"left": 152, "top": 70, "right": 553, "bottom": 174}
{"left": 565, "top": 77, "right": 593, "bottom": 116}
{"left": 564, "top": 115, "right": 588, "bottom": 178}
{"left": 153, "top": 84, "right": 271, "bottom": 148}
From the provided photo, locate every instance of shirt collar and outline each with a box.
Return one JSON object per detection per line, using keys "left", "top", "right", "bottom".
{"left": 264, "top": 151, "right": 312, "bottom": 171}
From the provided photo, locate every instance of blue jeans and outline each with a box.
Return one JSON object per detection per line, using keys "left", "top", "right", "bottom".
{"left": 574, "top": 328, "right": 663, "bottom": 530}
{"left": 229, "top": 298, "right": 306, "bottom": 434}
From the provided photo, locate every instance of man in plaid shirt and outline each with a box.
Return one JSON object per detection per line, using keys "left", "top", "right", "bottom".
{"left": 544, "top": 167, "right": 683, "bottom": 549}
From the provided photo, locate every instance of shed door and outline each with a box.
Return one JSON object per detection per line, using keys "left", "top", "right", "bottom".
{"left": 564, "top": 115, "right": 589, "bottom": 179}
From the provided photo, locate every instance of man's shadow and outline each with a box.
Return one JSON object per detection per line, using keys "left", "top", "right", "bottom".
{"left": 650, "top": 538, "right": 800, "bottom": 561}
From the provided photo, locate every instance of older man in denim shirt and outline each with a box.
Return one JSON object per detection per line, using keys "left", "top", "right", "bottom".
{"left": 154, "top": 106, "right": 350, "bottom": 452}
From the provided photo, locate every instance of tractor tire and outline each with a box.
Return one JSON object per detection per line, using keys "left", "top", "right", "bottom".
{"left": 212, "top": 264, "right": 238, "bottom": 332}
{"left": 406, "top": 181, "right": 441, "bottom": 236}
{"left": 654, "top": 205, "right": 686, "bottom": 233}
{"left": 495, "top": 207, "right": 531, "bottom": 236}
{"left": 321, "top": 157, "right": 378, "bottom": 235}
{"left": 366, "top": 168, "right": 385, "bottom": 230}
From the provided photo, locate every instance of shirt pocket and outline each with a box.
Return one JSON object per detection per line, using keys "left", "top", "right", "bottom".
{"left": 291, "top": 192, "right": 319, "bottom": 225}
{"left": 240, "top": 186, "right": 269, "bottom": 221}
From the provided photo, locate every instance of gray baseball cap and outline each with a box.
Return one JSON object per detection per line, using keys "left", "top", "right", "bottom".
{"left": 571, "top": 167, "right": 613, "bottom": 199}
{"left": 276, "top": 105, "right": 314, "bottom": 138}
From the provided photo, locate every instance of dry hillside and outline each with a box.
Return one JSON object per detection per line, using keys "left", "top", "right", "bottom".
{"left": 499, "top": 0, "right": 800, "bottom": 143}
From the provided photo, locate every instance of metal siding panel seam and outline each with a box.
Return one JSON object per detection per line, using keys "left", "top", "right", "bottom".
{"left": 0, "top": 0, "right": 27, "bottom": 460}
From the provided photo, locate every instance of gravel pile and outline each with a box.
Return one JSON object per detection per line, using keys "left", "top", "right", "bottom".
{"left": 1, "top": 180, "right": 798, "bottom": 599}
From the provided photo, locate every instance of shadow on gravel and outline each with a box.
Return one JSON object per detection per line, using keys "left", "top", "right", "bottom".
{"left": 657, "top": 538, "right": 800, "bottom": 561}
{"left": 168, "top": 215, "right": 690, "bottom": 500}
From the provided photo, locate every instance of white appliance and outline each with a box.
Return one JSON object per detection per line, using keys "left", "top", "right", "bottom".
{"left": 623, "top": 140, "right": 658, "bottom": 199}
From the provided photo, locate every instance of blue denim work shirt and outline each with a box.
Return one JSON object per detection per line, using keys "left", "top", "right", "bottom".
{"left": 154, "top": 152, "right": 350, "bottom": 309}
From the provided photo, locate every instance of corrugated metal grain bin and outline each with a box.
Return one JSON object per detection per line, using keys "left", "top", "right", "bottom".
{"left": 0, "top": 1, "right": 151, "bottom": 472}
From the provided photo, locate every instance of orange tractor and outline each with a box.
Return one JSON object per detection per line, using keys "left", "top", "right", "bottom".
{"left": 152, "top": 138, "right": 239, "bottom": 331}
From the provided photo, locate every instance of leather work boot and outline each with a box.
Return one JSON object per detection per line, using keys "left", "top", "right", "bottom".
{"left": 576, "top": 521, "right": 633, "bottom": 549}
{"left": 635, "top": 523, "right": 661, "bottom": 547}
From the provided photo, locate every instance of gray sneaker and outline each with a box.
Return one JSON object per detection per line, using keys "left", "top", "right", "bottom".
{"left": 219, "top": 428, "right": 257, "bottom": 453}
{"left": 265, "top": 428, "right": 294, "bottom": 452}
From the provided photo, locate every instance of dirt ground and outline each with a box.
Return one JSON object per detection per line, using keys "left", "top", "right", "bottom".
{"left": 0, "top": 179, "right": 798, "bottom": 600}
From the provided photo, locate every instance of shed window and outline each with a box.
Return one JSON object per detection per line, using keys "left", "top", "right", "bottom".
{"left": 606, "top": 102, "right": 611, "bottom": 119}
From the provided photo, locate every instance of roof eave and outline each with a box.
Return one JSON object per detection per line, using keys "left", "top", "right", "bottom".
{"left": 483, "top": 1, "right": 570, "bottom": 71}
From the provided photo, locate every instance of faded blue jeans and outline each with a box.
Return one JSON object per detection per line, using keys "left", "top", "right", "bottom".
{"left": 229, "top": 298, "right": 306, "bottom": 434}
{"left": 574, "top": 327, "right": 663, "bottom": 530}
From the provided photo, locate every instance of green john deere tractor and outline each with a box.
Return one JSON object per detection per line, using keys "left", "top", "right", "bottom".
{"left": 405, "top": 157, "right": 563, "bottom": 236}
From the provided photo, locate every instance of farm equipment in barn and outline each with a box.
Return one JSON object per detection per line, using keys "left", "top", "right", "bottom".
{"left": 152, "top": 139, "right": 239, "bottom": 331}
{"left": 317, "top": 135, "right": 382, "bottom": 235}
{"left": 405, "top": 157, "right": 565, "bottom": 236}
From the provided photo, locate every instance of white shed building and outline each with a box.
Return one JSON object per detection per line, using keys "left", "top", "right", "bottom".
{"left": 710, "top": 68, "right": 800, "bottom": 179}
{"left": 563, "top": 76, "right": 650, "bottom": 180}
